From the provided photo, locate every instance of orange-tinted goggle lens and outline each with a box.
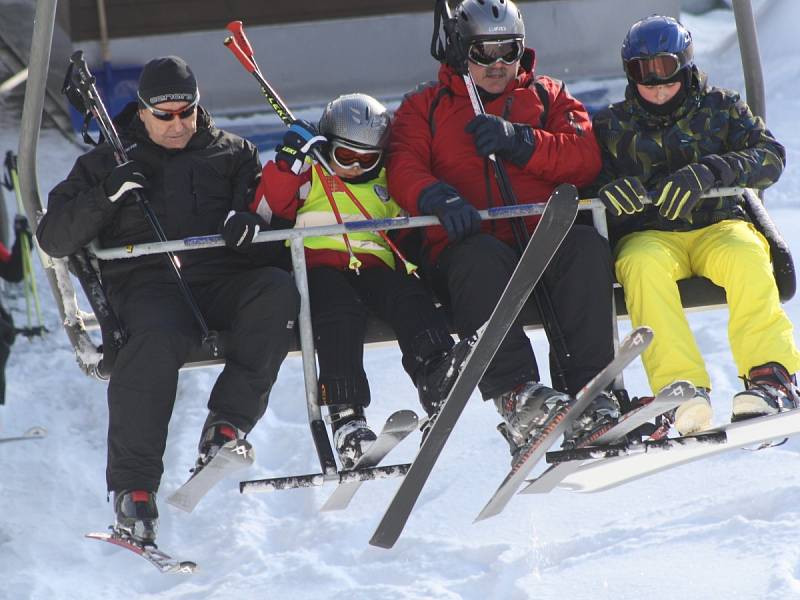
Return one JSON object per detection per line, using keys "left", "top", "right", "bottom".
{"left": 625, "top": 54, "right": 681, "bottom": 85}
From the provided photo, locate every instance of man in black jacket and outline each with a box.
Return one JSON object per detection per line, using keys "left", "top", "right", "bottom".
{"left": 37, "top": 56, "right": 299, "bottom": 544}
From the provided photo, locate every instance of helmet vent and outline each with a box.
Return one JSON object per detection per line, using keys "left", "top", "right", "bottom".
{"left": 492, "top": 6, "right": 499, "bottom": 18}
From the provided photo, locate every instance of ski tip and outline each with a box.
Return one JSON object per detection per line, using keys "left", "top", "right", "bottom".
{"left": 24, "top": 426, "right": 48, "bottom": 438}
{"left": 169, "top": 561, "right": 198, "bottom": 575}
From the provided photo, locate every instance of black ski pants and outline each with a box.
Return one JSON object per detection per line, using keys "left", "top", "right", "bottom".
{"left": 106, "top": 267, "right": 299, "bottom": 492}
{"left": 430, "top": 226, "right": 614, "bottom": 399}
{"left": 308, "top": 265, "right": 453, "bottom": 408}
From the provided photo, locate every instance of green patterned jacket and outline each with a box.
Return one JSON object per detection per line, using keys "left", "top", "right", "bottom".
{"left": 591, "top": 67, "right": 785, "bottom": 245}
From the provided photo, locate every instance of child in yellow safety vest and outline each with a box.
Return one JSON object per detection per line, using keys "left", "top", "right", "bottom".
{"left": 248, "top": 93, "right": 456, "bottom": 467}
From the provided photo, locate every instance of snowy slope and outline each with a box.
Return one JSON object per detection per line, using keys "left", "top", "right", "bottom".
{"left": 3, "top": 2, "right": 800, "bottom": 598}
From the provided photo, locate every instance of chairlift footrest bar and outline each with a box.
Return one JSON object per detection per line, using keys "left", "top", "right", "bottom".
{"left": 240, "top": 463, "right": 411, "bottom": 494}
{"left": 545, "top": 431, "right": 728, "bottom": 464}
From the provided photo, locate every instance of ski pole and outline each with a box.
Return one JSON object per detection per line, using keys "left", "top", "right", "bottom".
{"left": 4, "top": 152, "right": 43, "bottom": 332}
{"left": 439, "top": 3, "right": 572, "bottom": 391}
{"left": 312, "top": 163, "right": 363, "bottom": 273}
{"left": 223, "top": 22, "right": 419, "bottom": 277}
{"left": 66, "top": 51, "right": 219, "bottom": 356}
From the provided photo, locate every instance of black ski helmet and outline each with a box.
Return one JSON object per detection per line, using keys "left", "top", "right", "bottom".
{"left": 621, "top": 15, "right": 693, "bottom": 84}
{"left": 454, "top": 0, "right": 525, "bottom": 47}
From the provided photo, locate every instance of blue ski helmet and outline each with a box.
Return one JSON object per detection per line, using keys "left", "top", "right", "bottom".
{"left": 621, "top": 15, "right": 693, "bottom": 85}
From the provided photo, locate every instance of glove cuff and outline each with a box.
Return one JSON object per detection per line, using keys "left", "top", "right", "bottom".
{"left": 510, "top": 124, "right": 536, "bottom": 167}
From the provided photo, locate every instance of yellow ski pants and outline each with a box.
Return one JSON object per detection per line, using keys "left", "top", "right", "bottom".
{"left": 615, "top": 219, "right": 800, "bottom": 393}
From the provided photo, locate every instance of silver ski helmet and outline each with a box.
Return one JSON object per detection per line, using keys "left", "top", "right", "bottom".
{"left": 454, "top": 0, "right": 525, "bottom": 46}
{"left": 318, "top": 93, "right": 391, "bottom": 151}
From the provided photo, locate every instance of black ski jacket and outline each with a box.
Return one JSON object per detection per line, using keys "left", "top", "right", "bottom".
{"left": 38, "top": 103, "right": 280, "bottom": 294}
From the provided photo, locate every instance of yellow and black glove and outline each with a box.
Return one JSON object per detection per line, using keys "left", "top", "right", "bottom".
{"left": 655, "top": 163, "right": 716, "bottom": 221}
{"left": 598, "top": 176, "right": 648, "bottom": 217}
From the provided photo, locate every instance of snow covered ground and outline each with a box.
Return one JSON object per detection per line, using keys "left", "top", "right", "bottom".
{"left": 2, "top": 2, "right": 800, "bottom": 598}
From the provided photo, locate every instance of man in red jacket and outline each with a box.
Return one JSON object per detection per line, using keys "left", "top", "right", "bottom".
{"left": 387, "top": 0, "right": 617, "bottom": 458}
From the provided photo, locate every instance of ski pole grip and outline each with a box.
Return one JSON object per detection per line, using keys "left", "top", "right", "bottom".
{"left": 226, "top": 21, "right": 254, "bottom": 59}
{"left": 224, "top": 37, "right": 256, "bottom": 73}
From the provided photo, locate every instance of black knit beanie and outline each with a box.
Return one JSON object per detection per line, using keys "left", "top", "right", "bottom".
{"left": 137, "top": 56, "right": 198, "bottom": 106}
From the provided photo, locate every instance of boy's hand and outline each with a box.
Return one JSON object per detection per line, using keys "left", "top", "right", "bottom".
{"left": 598, "top": 176, "right": 648, "bottom": 217}
{"left": 655, "top": 163, "right": 715, "bottom": 221}
{"left": 276, "top": 120, "right": 327, "bottom": 175}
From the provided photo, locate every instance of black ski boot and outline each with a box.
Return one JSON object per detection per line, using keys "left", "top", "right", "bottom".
{"left": 195, "top": 416, "right": 244, "bottom": 472}
{"left": 563, "top": 390, "right": 621, "bottom": 447}
{"left": 733, "top": 362, "right": 800, "bottom": 420}
{"left": 415, "top": 334, "right": 475, "bottom": 441}
{"left": 114, "top": 489, "right": 158, "bottom": 545}
{"left": 330, "top": 405, "right": 377, "bottom": 469}
{"left": 493, "top": 381, "right": 571, "bottom": 461}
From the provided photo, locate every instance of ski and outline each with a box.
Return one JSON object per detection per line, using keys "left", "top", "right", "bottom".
{"left": 557, "top": 408, "right": 800, "bottom": 493}
{"left": 320, "top": 410, "right": 418, "bottom": 511}
{"left": 166, "top": 439, "right": 254, "bottom": 513}
{"left": 85, "top": 531, "right": 197, "bottom": 574}
{"left": 368, "top": 184, "right": 580, "bottom": 549}
{"left": 0, "top": 426, "right": 47, "bottom": 444}
{"left": 473, "top": 326, "right": 653, "bottom": 522}
{"left": 519, "top": 380, "right": 695, "bottom": 494}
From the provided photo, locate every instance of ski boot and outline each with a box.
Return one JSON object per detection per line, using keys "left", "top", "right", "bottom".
{"left": 563, "top": 390, "right": 621, "bottom": 447}
{"left": 415, "top": 335, "right": 474, "bottom": 442}
{"left": 650, "top": 386, "right": 712, "bottom": 439}
{"left": 732, "top": 362, "right": 800, "bottom": 421}
{"left": 114, "top": 489, "right": 158, "bottom": 545}
{"left": 493, "top": 381, "right": 571, "bottom": 461}
{"left": 330, "top": 405, "right": 377, "bottom": 469}
{"left": 195, "top": 416, "right": 244, "bottom": 472}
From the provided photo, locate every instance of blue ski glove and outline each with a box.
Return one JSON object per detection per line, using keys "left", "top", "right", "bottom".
{"left": 418, "top": 181, "right": 482, "bottom": 243}
{"left": 465, "top": 114, "right": 536, "bottom": 167}
{"left": 275, "top": 119, "right": 328, "bottom": 175}
{"left": 222, "top": 210, "right": 266, "bottom": 251}
{"left": 655, "top": 163, "right": 716, "bottom": 221}
{"left": 103, "top": 160, "right": 148, "bottom": 203}
{"left": 598, "top": 176, "right": 648, "bottom": 217}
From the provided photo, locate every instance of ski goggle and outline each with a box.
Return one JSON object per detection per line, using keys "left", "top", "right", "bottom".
{"left": 624, "top": 53, "right": 682, "bottom": 85}
{"left": 467, "top": 39, "right": 524, "bottom": 67}
{"left": 330, "top": 140, "right": 383, "bottom": 171}
{"left": 138, "top": 95, "right": 199, "bottom": 122}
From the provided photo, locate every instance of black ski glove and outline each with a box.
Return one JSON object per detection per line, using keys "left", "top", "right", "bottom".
{"left": 655, "top": 163, "right": 716, "bottom": 221}
{"left": 598, "top": 176, "right": 648, "bottom": 217}
{"left": 275, "top": 119, "right": 327, "bottom": 175}
{"left": 418, "top": 181, "right": 482, "bottom": 243}
{"left": 699, "top": 153, "right": 738, "bottom": 188}
{"left": 222, "top": 210, "right": 266, "bottom": 251}
{"left": 103, "top": 160, "right": 148, "bottom": 203}
{"left": 464, "top": 114, "right": 536, "bottom": 167}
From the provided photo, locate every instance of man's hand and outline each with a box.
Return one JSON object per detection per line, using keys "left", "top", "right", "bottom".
{"left": 655, "top": 163, "right": 716, "bottom": 221}
{"left": 598, "top": 176, "right": 648, "bottom": 217}
{"left": 275, "top": 119, "right": 327, "bottom": 175}
{"left": 465, "top": 114, "right": 536, "bottom": 167}
{"left": 103, "top": 161, "right": 148, "bottom": 203}
{"left": 13, "top": 214, "right": 30, "bottom": 236}
{"left": 222, "top": 210, "right": 265, "bottom": 250}
{"left": 418, "top": 181, "right": 482, "bottom": 243}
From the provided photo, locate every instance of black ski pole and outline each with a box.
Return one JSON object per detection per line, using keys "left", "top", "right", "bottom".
{"left": 439, "top": 5, "right": 572, "bottom": 391}
{"left": 66, "top": 51, "right": 219, "bottom": 356}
